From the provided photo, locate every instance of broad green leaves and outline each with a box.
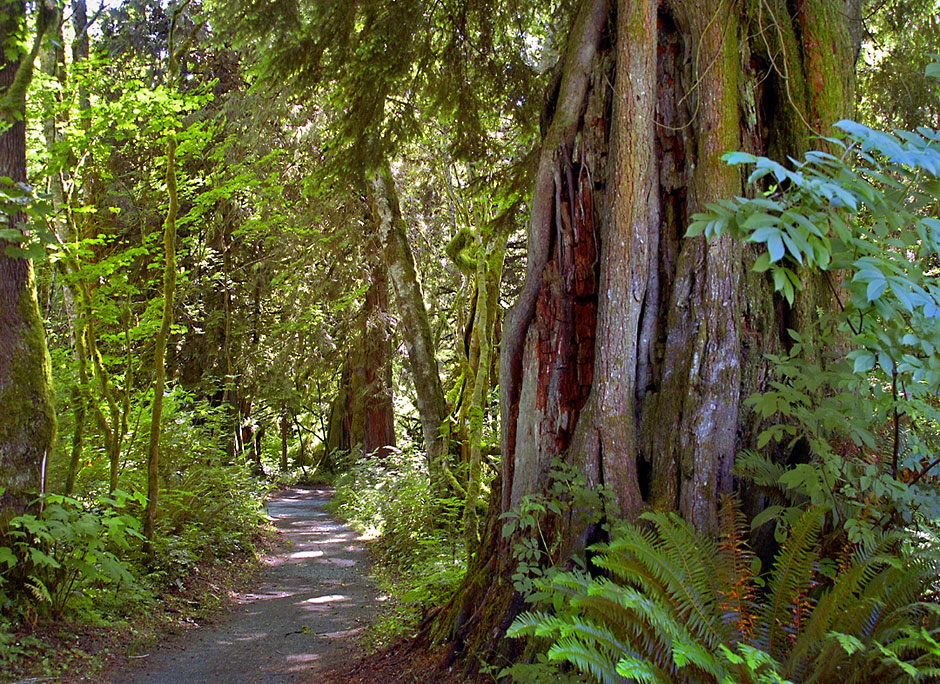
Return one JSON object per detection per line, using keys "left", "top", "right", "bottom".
{"left": 693, "top": 114, "right": 940, "bottom": 547}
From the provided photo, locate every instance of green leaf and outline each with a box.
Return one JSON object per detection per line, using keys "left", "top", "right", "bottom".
{"left": 752, "top": 252, "right": 771, "bottom": 273}
{"left": 0, "top": 546, "right": 16, "bottom": 568}
{"left": 767, "top": 234, "right": 785, "bottom": 263}
{"left": 723, "top": 151, "right": 758, "bottom": 166}
{"left": 751, "top": 505, "right": 784, "bottom": 530}
{"left": 28, "top": 547, "right": 60, "bottom": 569}
{"left": 852, "top": 351, "right": 875, "bottom": 374}
{"left": 866, "top": 277, "right": 887, "bottom": 302}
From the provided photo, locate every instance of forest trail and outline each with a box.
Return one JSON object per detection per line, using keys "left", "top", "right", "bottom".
{"left": 114, "top": 487, "right": 378, "bottom": 683}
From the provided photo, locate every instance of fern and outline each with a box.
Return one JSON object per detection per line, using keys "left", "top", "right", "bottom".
{"left": 754, "top": 507, "right": 823, "bottom": 659}
{"left": 508, "top": 499, "right": 940, "bottom": 684}
{"left": 716, "top": 496, "right": 757, "bottom": 636}
{"left": 25, "top": 576, "right": 51, "bottom": 605}
{"left": 548, "top": 635, "right": 622, "bottom": 684}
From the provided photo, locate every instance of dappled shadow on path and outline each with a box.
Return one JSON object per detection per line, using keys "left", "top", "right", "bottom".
{"left": 113, "top": 487, "right": 380, "bottom": 684}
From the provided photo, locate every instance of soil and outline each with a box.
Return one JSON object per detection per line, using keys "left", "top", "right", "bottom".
{"left": 108, "top": 486, "right": 382, "bottom": 684}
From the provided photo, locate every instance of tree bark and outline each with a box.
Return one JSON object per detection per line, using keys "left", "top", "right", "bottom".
{"left": 369, "top": 164, "right": 447, "bottom": 480}
{"left": 143, "top": 131, "right": 178, "bottom": 548}
{"left": 279, "top": 407, "right": 289, "bottom": 472}
{"left": 440, "top": 0, "right": 861, "bottom": 670}
{"left": 360, "top": 256, "right": 396, "bottom": 461}
{"left": 0, "top": 0, "right": 57, "bottom": 520}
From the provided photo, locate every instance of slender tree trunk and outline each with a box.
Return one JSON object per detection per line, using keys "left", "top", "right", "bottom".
{"left": 62, "top": 0, "right": 94, "bottom": 495}
{"left": 0, "top": 0, "right": 57, "bottom": 520}
{"left": 279, "top": 407, "right": 289, "bottom": 472}
{"left": 437, "top": 0, "right": 861, "bottom": 670}
{"left": 64, "top": 320, "right": 88, "bottom": 496}
{"left": 292, "top": 411, "right": 307, "bottom": 469}
{"left": 463, "top": 228, "right": 506, "bottom": 554}
{"left": 71, "top": 0, "right": 90, "bottom": 114}
{"left": 143, "top": 131, "right": 179, "bottom": 548}
{"left": 325, "top": 362, "right": 351, "bottom": 458}
{"left": 368, "top": 164, "right": 447, "bottom": 479}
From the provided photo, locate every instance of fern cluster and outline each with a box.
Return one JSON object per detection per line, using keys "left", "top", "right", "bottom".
{"left": 508, "top": 501, "right": 940, "bottom": 684}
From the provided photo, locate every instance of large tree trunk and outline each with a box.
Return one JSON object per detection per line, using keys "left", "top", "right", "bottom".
{"left": 359, "top": 255, "right": 396, "bottom": 461}
{"left": 439, "top": 0, "right": 861, "bottom": 670}
{"left": 324, "top": 253, "right": 396, "bottom": 465}
{"left": 0, "top": 1, "right": 57, "bottom": 521}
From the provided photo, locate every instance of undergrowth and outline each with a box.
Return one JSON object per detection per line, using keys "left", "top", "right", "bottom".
{"left": 328, "top": 447, "right": 466, "bottom": 648}
{"left": 0, "top": 392, "right": 274, "bottom": 682}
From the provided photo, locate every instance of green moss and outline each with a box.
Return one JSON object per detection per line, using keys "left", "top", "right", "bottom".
{"left": 0, "top": 261, "right": 56, "bottom": 520}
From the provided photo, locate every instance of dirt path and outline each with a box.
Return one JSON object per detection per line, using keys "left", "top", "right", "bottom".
{"left": 115, "top": 487, "right": 378, "bottom": 683}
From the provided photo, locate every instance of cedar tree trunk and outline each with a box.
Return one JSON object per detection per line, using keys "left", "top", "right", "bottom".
{"left": 359, "top": 254, "right": 396, "bottom": 460}
{"left": 438, "top": 0, "right": 861, "bottom": 670}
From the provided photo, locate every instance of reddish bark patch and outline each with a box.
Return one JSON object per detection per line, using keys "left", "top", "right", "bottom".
{"left": 531, "top": 152, "right": 599, "bottom": 455}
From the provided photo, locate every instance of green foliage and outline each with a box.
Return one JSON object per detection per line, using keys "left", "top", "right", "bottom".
{"left": 858, "top": 1, "right": 940, "bottom": 131}
{"left": 501, "top": 459, "right": 607, "bottom": 600}
{"left": 329, "top": 447, "right": 465, "bottom": 642}
{"left": 687, "top": 103, "right": 940, "bottom": 545}
{"left": 508, "top": 502, "right": 940, "bottom": 684}
{"left": 0, "top": 491, "right": 144, "bottom": 618}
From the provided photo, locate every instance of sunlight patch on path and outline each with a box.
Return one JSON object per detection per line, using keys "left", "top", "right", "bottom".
{"left": 112, "top": 487, "right": 377, "bottom": 684}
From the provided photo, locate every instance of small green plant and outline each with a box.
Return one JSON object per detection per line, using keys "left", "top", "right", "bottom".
{"left": 500, "top": 459, "right": 607, "bottom": 600}
{"left": 508, "top": 500, "right": 940, "bottom": 684}
{"left": 0, "top": 491, "right": 144, "bottom": 618}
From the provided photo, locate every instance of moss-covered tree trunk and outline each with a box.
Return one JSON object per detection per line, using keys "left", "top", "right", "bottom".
{"left": 0, "top": 0, "right": 57, "bottom": 521}
{"left": 462, "top": 227, "right": 507, "bottom": 554}
{"left": 143, "top": 130, "right": 178, "bottom": 547}
{"left": 439, "top": 0, "right": 861, "bottom": 670}
{"left": 369, "top": 164, "right": 448, "bottom": 480}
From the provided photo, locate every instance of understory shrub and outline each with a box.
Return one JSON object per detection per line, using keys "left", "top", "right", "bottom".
{"left": 0, "top": 491, "right": 145, "bottom": 621}
{"left": 509, "top": 502, "right": 940, "bottom": 684}
{"left": 329, "top": 448, "right": 465, "bottom": 641}
{"left": 149, "top": 462, "right": 267, "bottom": 586}
{"left": 688, "top": 116, "right": 940, "bottom": 546}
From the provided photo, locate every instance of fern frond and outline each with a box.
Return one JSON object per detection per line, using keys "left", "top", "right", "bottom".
{"left": 788, "top": 548, "right": 882, "bottom": 667}
{"left": 754, "top": 507, "right": 822, "bottom": 659}
{"left": 716, "top": 496, "right": 758, "bottom": 638}
{"left": 598, "top": 513, "right": 729, "bottom": 649}
{"left": 26, "top": 576, "right": 51, "bottom": 604}
{"left": 734, "top": 451, "right": 789, "bottom": 503}
{"left": 547, "top": 635, "right": 622, "bottom": 684}
{"left": 615, "top": 654, "right": 673, "bottom": 684}
{"left": 507, "top": 610, "right": 556, "bottom": 638}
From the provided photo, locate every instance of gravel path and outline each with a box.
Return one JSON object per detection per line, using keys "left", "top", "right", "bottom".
{"left": 115, "top": 487, "right": 378, "bottom": 683}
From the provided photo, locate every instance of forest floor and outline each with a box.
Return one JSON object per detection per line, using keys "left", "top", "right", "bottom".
{"left": 106, "top": 486, "right": 381, "bottom": 684}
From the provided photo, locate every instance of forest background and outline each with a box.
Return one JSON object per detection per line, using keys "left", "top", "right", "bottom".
{"left": 1, "top": 0, "right": 940, "bottom": 682}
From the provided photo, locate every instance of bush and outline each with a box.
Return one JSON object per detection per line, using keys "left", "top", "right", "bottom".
{"left": 329, "top": 448, "right": 465, "bottom": 642}
{"left": 0, "top": 491, "right": 144, "bottom": 620}
{"left": 509, "top": 501, "right": 940, "bottom": 683}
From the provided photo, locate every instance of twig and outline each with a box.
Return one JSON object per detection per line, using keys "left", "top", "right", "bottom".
{"left": 910, "top": 456, "right": 940, "bottom": 486}
{"left": 891, "top": 368, "right": 900, "bottom": 478}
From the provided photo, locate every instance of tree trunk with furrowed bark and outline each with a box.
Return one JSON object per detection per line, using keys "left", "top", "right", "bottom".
{"left": 436, "top": 0, "right": 861, "bottom": 670}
